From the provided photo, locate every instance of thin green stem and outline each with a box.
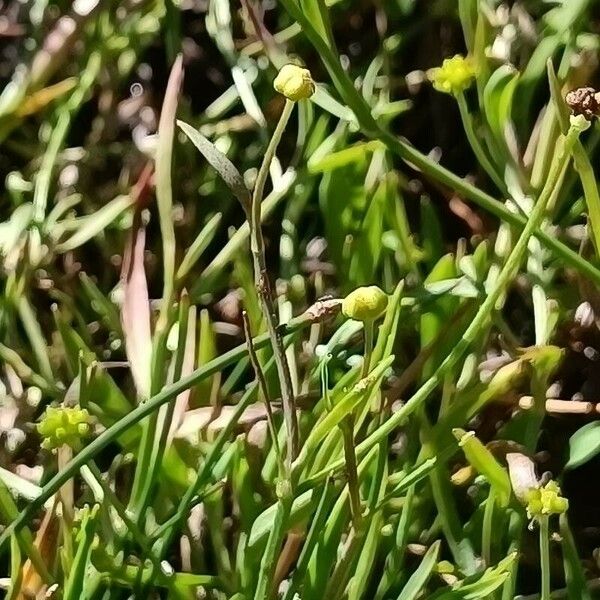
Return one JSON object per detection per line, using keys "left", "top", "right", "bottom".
{"left": 296, "top": 122, "right": 583, "bottom": 484}
{"left": 539, "top": 516, "right": 551, "bottom": 600}
{"left": 250, "top": 98, "right": 299, "bottom": 467}
{"left": 362, "top": 319, "right": 374, "bottom": 378}
{"left": 242, "top": 310, "right": 285, "bottom": 478}
{"left": 0, "top": 306, "right": 333, "bottom": 551}
{"left": 253, "top": 494, "right": 292, "bottom": 600}
{"left": 17, "top": 294, "right": 53, "bottom": 382}
{"left": 340, "top": 415, "right": 362, "bottom": 529}
{"left": 85, "top": 463, "right": 153, "bottom": 556}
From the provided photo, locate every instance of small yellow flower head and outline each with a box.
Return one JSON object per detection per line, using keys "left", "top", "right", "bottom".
{"left": 274, "top": 64, "right": 315, "bottom": 101}
{"left": 524, "top": 480, "right": 569, "bottom": 519}
{"left": 342, "top": 286, "right": 388, "bottom": 322}
{"left": 37, "top": 405, "right": 92, "bottom": 452}
{"left": 430, "top": 55, "right": 476, "bottom": 95}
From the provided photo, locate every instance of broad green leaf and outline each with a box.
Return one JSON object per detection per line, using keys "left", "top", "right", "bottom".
{"left": 431, "top": 553, "right": 517, "bottom": 599}
{"left": 309, "top": 141, "right": 382, "bottom": 174}
{"left": 7, "top": 533, "right": 22, "bottom": 600}
{"left": 566, "top": 421, "right": 600, "bottom": 470}
{"left": 318, "top": 142, "right": 369, "bottom": 285}
{"left": 421, "top": 253, "right": 459, "bottom": 380}
{"left": 420, "top": 197, "right": 444, "bottom": 268}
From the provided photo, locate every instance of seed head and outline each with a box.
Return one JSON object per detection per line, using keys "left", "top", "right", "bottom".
{"left": 565, "top": 87, "right": 600, "bottom": 120}
{"left": 273, "top": 64, "right": 315, "bottom": 101}
{"left": 37, "top": 405, "right": 92, "bottom": 451}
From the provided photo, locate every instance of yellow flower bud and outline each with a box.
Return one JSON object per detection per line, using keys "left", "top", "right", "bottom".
{"left": 273, "top": 64, "right": 315, "bottom": 101}
{"left": 342, "top": 286, "right": 388, "bottom": 322}
{"left": 429, "top": 55, "right": 476, "bottom": 95}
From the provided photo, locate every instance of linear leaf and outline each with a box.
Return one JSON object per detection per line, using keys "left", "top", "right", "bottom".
{"left": 177, "top": 119, "right": 251, "bottom": 212}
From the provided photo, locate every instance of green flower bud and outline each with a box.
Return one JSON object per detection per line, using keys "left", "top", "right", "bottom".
{"left": 429, "top": 55, "right": 476, "bottom": 95}
{"left": 487, "top": 359, "right": 527, "bottom": 396}
{"left": 274, "top": 64, "right": 315, "bottom": 101}
{"left": 453, "top": 428, "right": 511, "bottom": 507}
{"left": 37, "top": 405, "right": 92, "bottom": 451}
{"left": 342, "top": 286, "right": 388, "bottom": 322}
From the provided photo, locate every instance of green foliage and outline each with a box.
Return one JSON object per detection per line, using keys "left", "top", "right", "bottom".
{"left": 3, "top": 1, "right": 600, "bottom": 599}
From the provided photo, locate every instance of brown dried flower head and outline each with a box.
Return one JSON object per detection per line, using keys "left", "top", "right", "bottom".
{"left": 565, "top": 87, "right": 600, "bottom": 120}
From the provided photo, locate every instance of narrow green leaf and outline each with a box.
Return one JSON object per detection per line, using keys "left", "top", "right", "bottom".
{"left": 177, "top": 212, "right": 223, "bottom": 280}
{"left": 298, "top": 0, "right": 334, "bottom": 47}
{"left": 177, "top": 119, "right": 251, "bottom": 212}
{"left": 560, "top": 513, "right": 592, "bottom": 600}
{"left": 156, "top": 53, "right": 184, "bottom": 308}
{"left": 248, "top": 490, "right": 314, "bottom": 548}
{"left": 297, "top": 356, "right": 393, "bottom": 462}
{"left": 55, "top": 195, "right": 134, "bottom": 253}
{"left": 64, "top": 505, "right": 99, "bottom": 600}
{"left": 396, "top": 540, "right": 441, "bottom": 600}
{"left": 453, "top": 429, "right": 511, "bottom": 507}
{"left": 483, "top": 65, "right": 519, "bottom": 152}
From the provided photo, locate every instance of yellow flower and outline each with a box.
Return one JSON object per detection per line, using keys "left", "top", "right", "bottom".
{"left": 430, "top": 55, "right": 476, "bottom": 95}
{"left": 273, "top": 64, "right": 315, "bottom": 101}
{"left": 37, "top": 405, "right": 92, "bottom": 451}
{"left": 342, "top": 286, "right": 388, "bottom": 322}
{"left": 525, "top": 480, "right": 569, "bottom": 519}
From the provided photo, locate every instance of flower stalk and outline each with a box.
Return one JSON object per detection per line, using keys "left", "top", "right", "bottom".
{"left": 249, "top": 96, "right": 298, "bottom": 469}
{"left": 242, "top": 310, "right": 285, "bottom": 479}
{"left": 539, "top": 515, "right": 551, "bottom": 600}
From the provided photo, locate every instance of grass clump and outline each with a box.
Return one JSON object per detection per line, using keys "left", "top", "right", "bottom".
{"left": 4, "top": 1, "right": 600, "bottom": 599}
